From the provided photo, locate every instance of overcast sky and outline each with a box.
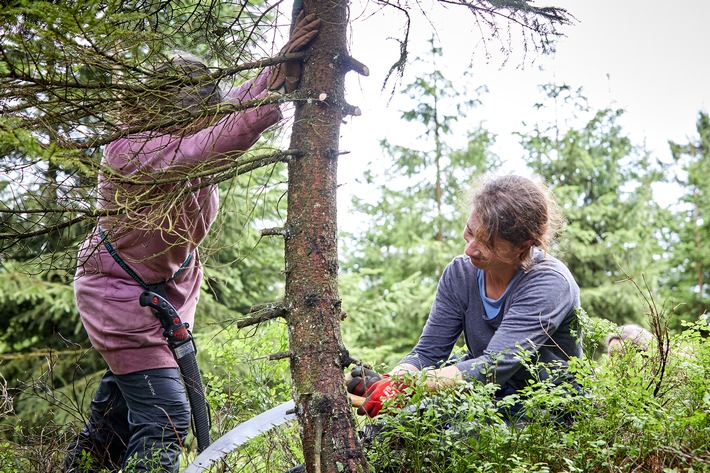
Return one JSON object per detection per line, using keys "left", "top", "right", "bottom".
{"left": 334, "top": 0, "right": 709, "bottom": 217}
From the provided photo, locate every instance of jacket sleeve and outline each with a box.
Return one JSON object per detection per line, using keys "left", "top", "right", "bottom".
{"left": 104, "top": 69, "right": 282, "bottom": 177}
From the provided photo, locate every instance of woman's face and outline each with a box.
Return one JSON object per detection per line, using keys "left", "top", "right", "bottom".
{"left": 463, "top": 213, "right": 523, "bottom": 271}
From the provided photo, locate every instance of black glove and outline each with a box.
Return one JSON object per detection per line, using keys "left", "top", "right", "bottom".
{"left": 346, "top": 366, "right": 382, "bottom": 397}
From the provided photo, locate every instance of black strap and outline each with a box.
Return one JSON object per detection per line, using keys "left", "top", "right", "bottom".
{"left": 97, "top": 227, "right": 193, "bottom": 293}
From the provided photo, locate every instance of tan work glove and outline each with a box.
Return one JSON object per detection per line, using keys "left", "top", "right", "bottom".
{"left": 268, "top": 11, "right": 322, "bottom": 94}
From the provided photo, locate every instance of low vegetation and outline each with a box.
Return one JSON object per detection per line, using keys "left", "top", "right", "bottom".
{"left": 2, "top": 295, "right": 708, "bottom": 473}
{"left": 361, "top": 321, "right": 709, "bottom": 473}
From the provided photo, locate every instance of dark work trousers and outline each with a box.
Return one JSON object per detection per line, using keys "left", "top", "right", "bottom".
{"left": 63, "top": 368, "right": 191, "bottom": 473}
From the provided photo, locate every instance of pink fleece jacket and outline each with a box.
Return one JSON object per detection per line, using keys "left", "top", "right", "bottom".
{"left": 75, "top": 71, "right": 281, "bottom": 375}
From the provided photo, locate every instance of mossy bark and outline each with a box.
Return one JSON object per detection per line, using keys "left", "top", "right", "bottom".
{"left": 285, "top": 0, "right": 367, "bottom": 471}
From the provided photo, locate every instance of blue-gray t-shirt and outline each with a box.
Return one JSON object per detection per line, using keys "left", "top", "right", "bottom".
{"left": 399, "top": 250, "right": 582, "bottom": 390}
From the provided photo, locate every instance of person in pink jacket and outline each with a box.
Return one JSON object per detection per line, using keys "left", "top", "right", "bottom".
{"left": 64, "top": 13, "right": 321, "bottom": 473}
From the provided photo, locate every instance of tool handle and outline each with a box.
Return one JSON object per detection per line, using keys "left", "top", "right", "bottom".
{"left": 349, "top": 392, "right": 366, "bottom": 408}
{"left": 344, "top": 370, "right": 368, "bottom": 408}
{"left": 139, "top": 291, "right": 191, "bottom": 342}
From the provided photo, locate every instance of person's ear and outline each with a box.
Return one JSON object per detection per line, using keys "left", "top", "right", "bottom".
{"left": 520, "top": 240, "right": 534, "bottom": 255}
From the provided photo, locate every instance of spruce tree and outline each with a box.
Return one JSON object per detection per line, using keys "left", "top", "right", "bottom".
{"left": 664, "top": 111, "right": 710, "bottom": 329}
{"left": 519, "top": 84, "right": 666, "bottom": 326}
{"left": 341, "top": 40, "right": 500, "bottom": 363}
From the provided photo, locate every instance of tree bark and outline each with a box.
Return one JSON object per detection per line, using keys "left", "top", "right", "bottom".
{"left": 285, "top": 0, "right": 367, "bottom": 472}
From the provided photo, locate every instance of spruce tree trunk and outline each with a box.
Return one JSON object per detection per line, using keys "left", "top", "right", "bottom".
{"left": 285, "top": 0, "right": 367, "bottom": 471}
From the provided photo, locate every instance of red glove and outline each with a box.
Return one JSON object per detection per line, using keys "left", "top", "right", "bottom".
{"left": 357, "top": 375, "right": 406, "bottom": 418}
{"left": 346, "top": 366, "right": 382, "bottom": 397}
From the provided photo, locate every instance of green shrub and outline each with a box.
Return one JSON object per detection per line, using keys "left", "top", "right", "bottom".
{"left": 191, "top": 319, "right": 301, "bottom": 471}
{"left": 359, "top": 324, "right": 710, "bottom": 473}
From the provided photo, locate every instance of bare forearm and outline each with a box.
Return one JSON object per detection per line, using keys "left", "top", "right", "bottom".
{"left": 390, "top": 363, "right": 463, "bottom": 391}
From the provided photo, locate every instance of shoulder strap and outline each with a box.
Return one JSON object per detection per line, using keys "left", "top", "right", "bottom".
{"left": 98, "top": 227, "right": 192, "bottom": 293}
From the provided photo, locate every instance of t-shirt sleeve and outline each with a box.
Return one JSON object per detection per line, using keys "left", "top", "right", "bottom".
{"left": 399, "top": 259, "right": 468, "bottom": 369}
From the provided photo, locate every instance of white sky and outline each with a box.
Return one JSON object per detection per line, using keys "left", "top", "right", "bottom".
{"left": 335, "top": 0, "right": 710, "bottom": 221}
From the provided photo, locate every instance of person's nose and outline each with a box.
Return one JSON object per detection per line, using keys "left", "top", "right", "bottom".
{"left": 464, "top": 238, "right": 481, "bottom": 257}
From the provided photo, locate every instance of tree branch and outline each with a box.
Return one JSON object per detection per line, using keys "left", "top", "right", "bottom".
{"left": 237, "top": 301, "right": 289, "bottom": 329}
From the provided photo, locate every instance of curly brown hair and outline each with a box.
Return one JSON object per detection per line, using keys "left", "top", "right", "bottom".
{"left": 468, "top": 174, "right": 564, "bottom": 270}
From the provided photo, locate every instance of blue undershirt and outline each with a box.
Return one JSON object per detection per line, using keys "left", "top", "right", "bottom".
{"left": 477, "top": 269, "right": 524, "bottom": 319}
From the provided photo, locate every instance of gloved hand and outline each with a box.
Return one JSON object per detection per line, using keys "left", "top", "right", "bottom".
{"left": 346, "top": 366, "right": 382, "bottom": 397}
{"left": 268, "top": 11, "right": 322, "bottom": 94}
{"left": 357, "top": 374, "right": 407, "bottom": 418}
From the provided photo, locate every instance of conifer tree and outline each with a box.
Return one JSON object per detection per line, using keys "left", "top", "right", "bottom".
{"left": 519, "top": 84, "right": 666, "bottom": 326}
{"left": 1, "top": 1, "right": 575, "bottom": 470}
{"left": 341, "top": 40, "right": 500, "bottom": 362}
{"left": 664, "top": 111, "right": 710, "bottom": 328}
